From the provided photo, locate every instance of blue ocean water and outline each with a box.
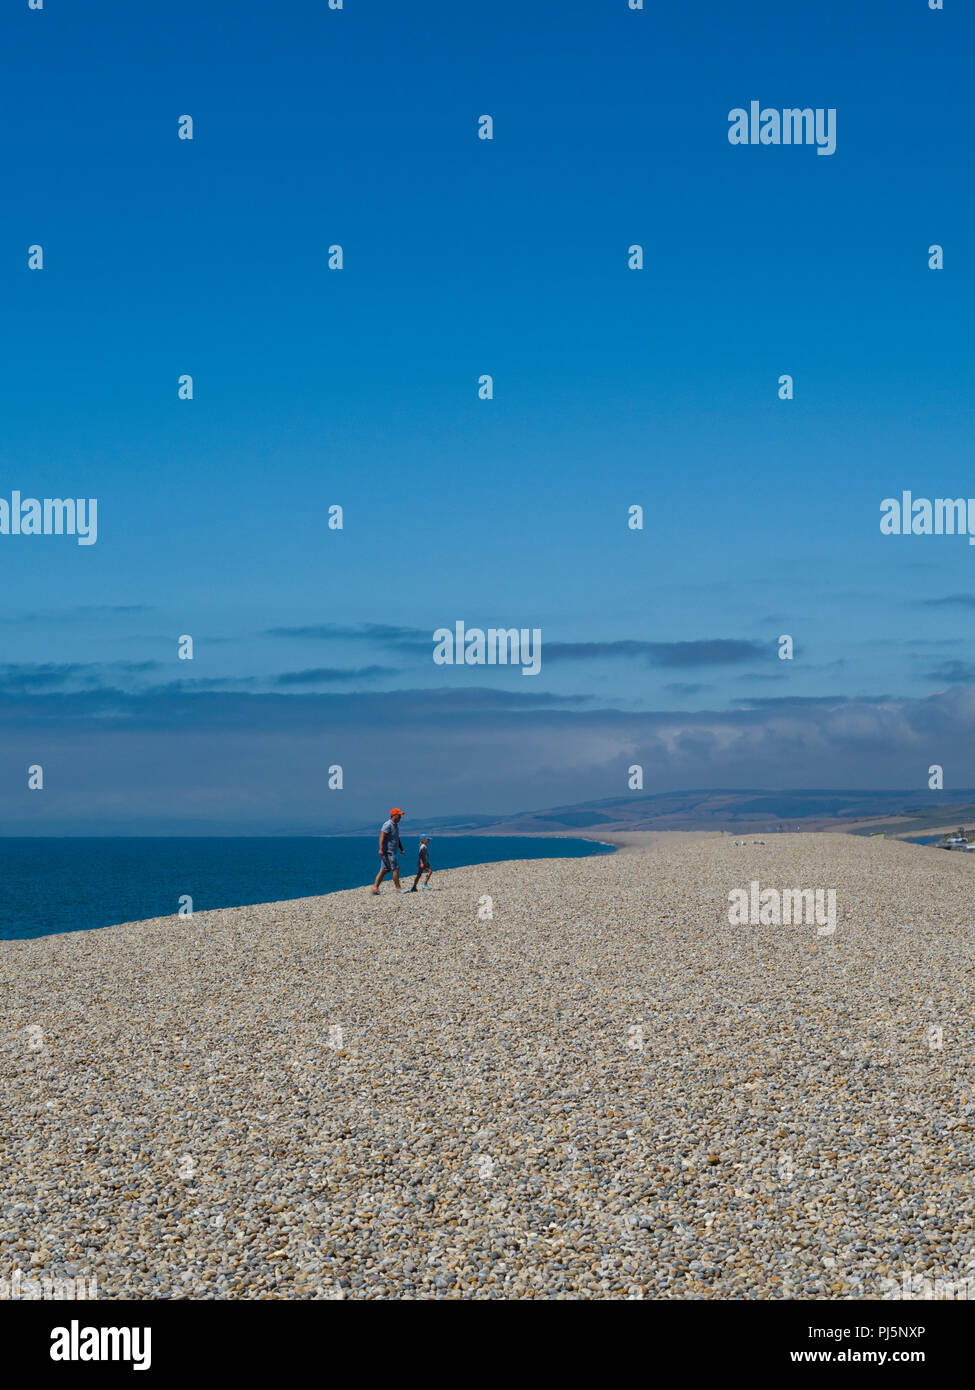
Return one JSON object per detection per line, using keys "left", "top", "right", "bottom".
{"left": 0, "top": 836, "right": 615, "bottom": 941}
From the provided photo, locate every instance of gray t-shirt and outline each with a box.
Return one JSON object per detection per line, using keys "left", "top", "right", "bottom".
{"left": 380, "top": 819, "right": 402, "bottom": 853}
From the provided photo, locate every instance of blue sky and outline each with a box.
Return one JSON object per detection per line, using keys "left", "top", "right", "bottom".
{"left": 2, "top": 0, "right": 974, "bottom": 832}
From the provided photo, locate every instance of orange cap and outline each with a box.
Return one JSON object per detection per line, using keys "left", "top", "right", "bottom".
{"left": 390, "top": 807, "right": 404, "bottom": 817}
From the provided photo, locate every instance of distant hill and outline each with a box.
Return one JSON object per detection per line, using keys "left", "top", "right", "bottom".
{"left": 417, "top": 789, "right": 975, "bottom": 837}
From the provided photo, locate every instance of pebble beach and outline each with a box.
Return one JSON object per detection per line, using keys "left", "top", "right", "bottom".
{"left": 1, "top": 832, "right": 973, "bottom": 1300}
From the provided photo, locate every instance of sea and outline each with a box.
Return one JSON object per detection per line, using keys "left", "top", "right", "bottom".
{"left": 0, "top": 836, "right": 615, "bottom": 941}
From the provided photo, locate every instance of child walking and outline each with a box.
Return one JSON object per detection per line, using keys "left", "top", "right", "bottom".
{"left": 410, "top": 837, "right": 433, "bottom": 891}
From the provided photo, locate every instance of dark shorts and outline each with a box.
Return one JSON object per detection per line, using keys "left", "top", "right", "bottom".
{"left": 380, "top": 851, "right": 398, "bottom": 871}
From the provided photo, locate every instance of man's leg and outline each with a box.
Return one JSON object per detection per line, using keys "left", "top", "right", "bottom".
{"left": 373, "top": 864, "right": 388, "bottom": 891}
{"left": 392, "top": 864, "right": 401, "bottom": 890}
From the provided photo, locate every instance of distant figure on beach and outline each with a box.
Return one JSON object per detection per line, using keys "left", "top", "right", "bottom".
{"left": 410, "top": 837, "right": 433, "bottom": 892}
{"left": 372, "top": 808, "right": 405, "bottom": 893}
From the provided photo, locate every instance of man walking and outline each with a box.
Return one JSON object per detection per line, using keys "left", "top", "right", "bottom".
{"left": 372, "top": 807, "right": 405, "bottom": 893}
{"left": 410, "top": 837, "right": 433, "bottom": 892}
